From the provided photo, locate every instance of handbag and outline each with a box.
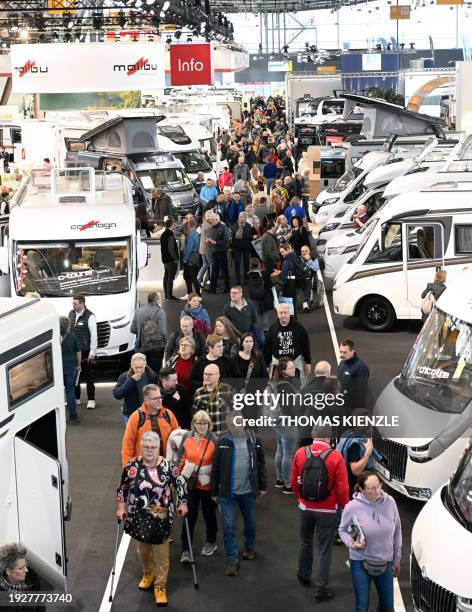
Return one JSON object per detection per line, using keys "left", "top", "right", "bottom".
{"left": 189, "top": 251, "right": 200, "bottom": 267}
{"left": 363, "top": 560, "right": 389, "bottom": 577}
{"left": 124, "top": 462, "right": 171, "bottom": 545}
{"left": 187, "top": 436, "right": 211, "bottom": 491}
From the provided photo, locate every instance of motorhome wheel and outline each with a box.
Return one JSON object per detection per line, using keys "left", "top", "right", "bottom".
{"left": 358, "top": 296, "right": 396, "bottom": 332}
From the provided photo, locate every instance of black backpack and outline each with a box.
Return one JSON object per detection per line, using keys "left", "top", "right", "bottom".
{"left": 247, "top": 270, "right": 265, "bottom": 301}
{"left": 298, "top": 447, "right": 332, "bottom": 502}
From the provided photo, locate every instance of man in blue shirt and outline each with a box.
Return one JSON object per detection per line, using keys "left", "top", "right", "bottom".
{"left": 200, "top": 178, "right": 218, "bottom": 206}
{"left": 263, "top": 157, "right": 277, "bottom": 194}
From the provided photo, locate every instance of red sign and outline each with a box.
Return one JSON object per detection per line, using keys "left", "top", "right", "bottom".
{"left": 169, "top": 43, "right": 213, "bottom": 86}
{"left": 326, "top": 136, "right": 344, "bottom": 144}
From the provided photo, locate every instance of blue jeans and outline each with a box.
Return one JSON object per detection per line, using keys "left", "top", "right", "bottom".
{"left": 197, "top": 253, "right": 213, "bottom": 283}
{"left": 63, "top": 366, "right": 77, "bottom": 420}
{"left": 275, "top": 425, "right": 297, "bottom": 487}
{"left": 350, "top": 560, "right": 394, "bottom": 612}
{"left": 218, "top": 494, "right": 256, "bottom": 562}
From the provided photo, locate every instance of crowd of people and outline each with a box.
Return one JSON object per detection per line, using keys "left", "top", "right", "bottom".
{"left": 3, "top": 98, "right": 402, "bottom": 612}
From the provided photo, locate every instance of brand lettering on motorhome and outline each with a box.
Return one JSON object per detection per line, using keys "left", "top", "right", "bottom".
{"left": 177, "top": 58, "right": 204, "bottom": 72}
{"left": 418, "top": 366, "right": 449, "bottom": 379}
{"left": 113, "top": 58, "right": 158, "bottom": 75}
{"left": 16, "top": 60, "right": 49, "bottom": 77}
{"left": 70, "top": 220, "right": 117, "bottom": 231}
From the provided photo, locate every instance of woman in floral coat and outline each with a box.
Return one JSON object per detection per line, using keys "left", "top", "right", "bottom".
{"left": 116, "top": 431, "right": 188, "bottom": 607}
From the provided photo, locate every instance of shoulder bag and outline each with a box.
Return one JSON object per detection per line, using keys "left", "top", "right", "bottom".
{"left": 186, "top": 437, "right": 211, "bottom": 490}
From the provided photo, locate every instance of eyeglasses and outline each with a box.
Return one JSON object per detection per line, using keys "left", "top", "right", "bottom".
{"left": 364, "top": 485, "right": 381, "bottom": 492}
{"left": 195, "top": 421, "right": 209, "bottom": 426}
{"left": 147, "top": 396, "right": 162, "bottom": 401}
{"left": 142, "top": 446, "right": 159, "bottom": 451}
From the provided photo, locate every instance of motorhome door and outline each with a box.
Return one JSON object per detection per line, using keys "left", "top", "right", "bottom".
{"left": 14, "top": 436, "right": 67, "bottom": 591}
{"left": 404, "top": 222, "right": 444, "bottom": 312}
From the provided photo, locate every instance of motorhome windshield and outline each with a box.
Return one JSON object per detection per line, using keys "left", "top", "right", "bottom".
{"left": 327, "top": 166, "right": 363, "bottom": 193}
{"left": 200, "top": 138, "right": 217, "bottom": 158}
{"left": 136, "top": 167, "right": 191, "bottom": 193}
{"left": 448, "top": 445, "right": 472, "bottom": 529}
{"left": 396, "top": 309, "right": 472, "bottom": 414}
{"left": 172, "top": 151, "right": 212, "bottom": 173}
{"left": 15, "top": 239, "right": 130, "bottom": 297}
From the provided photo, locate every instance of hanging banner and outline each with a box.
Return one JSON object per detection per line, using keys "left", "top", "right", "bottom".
{"left": 169, "top": 43, "right": 214, "bottom": 85}
{"left": 11, "top": 43, "right": 165, "bottom": 93}
{"left": 390, "top": 5, "right": 411, "bottom": 19}
{"left": 48, "top": 0, "right": 77, "bottom": 12}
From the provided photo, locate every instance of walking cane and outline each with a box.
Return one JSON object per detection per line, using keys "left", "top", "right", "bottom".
{"left": 184, "top": 516, "right": 199, "bottom": 590}
{"left": 109, "top": 518, "right": 122, "bottom": 603}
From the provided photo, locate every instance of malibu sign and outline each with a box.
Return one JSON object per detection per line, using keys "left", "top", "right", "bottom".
{"left": 169, "top": 43, "right": 213, "bottom": 86}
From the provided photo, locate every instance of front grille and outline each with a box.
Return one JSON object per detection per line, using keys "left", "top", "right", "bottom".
{"left": 373, "top": 428, "right": 408, "bottom": 482}
{"left": 97, "top": 321, "right": 111, "bottom": 348}
{"left": 411, "top": 551, "right": 456, "bottom": 612}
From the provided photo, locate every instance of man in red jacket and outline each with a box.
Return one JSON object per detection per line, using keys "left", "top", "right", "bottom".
{"left": 291, "top": 423, "right": 349, "bottom": 602}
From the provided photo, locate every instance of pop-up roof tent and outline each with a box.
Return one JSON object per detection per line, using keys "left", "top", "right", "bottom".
{"left": 342, "top": 94, "right": 445, "bottom": 141}
{"left": 79, "top": 115, "right": 165, "bottom": 154}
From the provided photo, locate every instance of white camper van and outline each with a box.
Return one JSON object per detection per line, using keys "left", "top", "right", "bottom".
{"left": 156, "top": 124, "right": 216, "bottom": 182}
{"left": 332, "top": 183, "right": 472, "bottom": 331}
{"left": 0, "top": 168, "right": 148, "bottom": 356}
{"left": 372, "top": 270, "right": 472, "bottom": 502}
{"left": 411, "top": 439, "right": 472, "bottom": 611}
{"left": 0, "top": 297, "right": 70, "bottom": 590}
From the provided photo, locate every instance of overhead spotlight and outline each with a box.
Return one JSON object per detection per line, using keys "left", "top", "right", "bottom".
{"left": 63, "top": 12, "right": 74, "bottom": 29}
{"left": 174, "top": 30, "right": 182, "bottom": 39}
{"left": 151, "top": 13, "right": 161, "bottom": 27}
{"left": 166, "top": 35, "right": 172, "bottom": 44}
{"left": 282, "top": 45, "right": 289, "bottom": 53}
{"left": 146, "top": 0, "right": 157, "bottom": 4}
{"left": 187, "top": 36, "right": 192, "bottom": 42}
{"left": 134, "top": 0, "right": 143, "bottom": 7}
{"left": 410, "top": 42, "right": 415, "bottom": 49}
{"left": 119, "top": 10, "right": 127, "bottom": 28}
{"left": 387, "top": 42, "right": 392, "bottom": 50}
{"left": 64, "top": 32, "right": 72, "bottom": 42}
{"left": 375, "top": 43, "right": 381, "bottom": 50}
{"left": 92, "top": 12, "right": 104, "bottom": 30}
{"left": 400, "top": 42, "right": 405, "bottom": 49}
{"left": 52, "top": 31, "right": 59, "bottom": 40}
{"left": 162, "top": 0, "right": 170, "bottom": 10}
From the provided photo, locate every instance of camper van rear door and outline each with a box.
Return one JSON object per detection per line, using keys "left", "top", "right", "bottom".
{"left": 14, "top": 437, "right": 67, "bottom": 591}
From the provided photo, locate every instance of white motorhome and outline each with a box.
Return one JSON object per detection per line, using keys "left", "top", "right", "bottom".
{"left": 332, "top": 183, "right": 472, "bottom": 331}
{"left": 372, "top": 270, "right": 472, "bottom": 502}
{"left": 411, "top": 439, "right": 472, "bottom": 611}
{"left": 156, "top": 124, "right": 216, "bottom": 182}
{"left": 0, "top": 297, "right": 70, "bottom": 590}
{"left": 0, "top": 168, "right": 148, "bottom": 356}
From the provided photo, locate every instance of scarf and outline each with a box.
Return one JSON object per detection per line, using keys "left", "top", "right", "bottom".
{"left": 0, "top": 574, "right": 31, "bottom": 592}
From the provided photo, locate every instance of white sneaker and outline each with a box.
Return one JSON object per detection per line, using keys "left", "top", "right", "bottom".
{"left": 180, "top": 551, "right": 192, "bottom": 564}
{"left": 303, "top": 302, "right": 310, "bottom": 312}
{"left": 87, "top": 400, "right": 96, "bottom": 410}
{"left": 179, "top": 294, "right": 189, "bottom": 301}
{"left": 201, "top": 542, "right": 217, "bottom": 556}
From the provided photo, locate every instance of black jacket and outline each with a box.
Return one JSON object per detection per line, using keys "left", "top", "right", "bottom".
{"left": 189, "top": 355, "right": 235, "bottom": 389}
{"left": 159, "top": 383, "right": 192, "bottom": 429}
{"left": 223, "top": 300, "right": 257, "bottom": 335}
{"left": 208, "top": 222, "right": 231, "bottom": 252}
{"left": 231, "top": 222, "right": 254, "bottom": 250}
{"left": 160, "top": 228, "right": 178, "bottom": 263}
{"left": 164, "top": 330, "right": 206, "bottom": 363}
{"left": 337, "top": 354, "right": 370, "bottom": 413}
{"left": 113, "top": 367, "right": 159, "bottom": 417}
{"left": 210, "top": 431, "right": 267, "bottom": 497}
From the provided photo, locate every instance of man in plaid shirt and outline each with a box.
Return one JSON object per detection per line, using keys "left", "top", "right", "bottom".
{"left": 192, "top": 364, "right": 235, "bottom": 436}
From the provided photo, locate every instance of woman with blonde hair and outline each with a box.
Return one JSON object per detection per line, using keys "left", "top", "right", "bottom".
{"left": 213, "top": 315, "right": 241, "bottom": 358}
{"left": 178, "top": 410, "right": 219, "bottom": 563}
{"left": 167, "top": 336, "right": 196, "bottom": 402}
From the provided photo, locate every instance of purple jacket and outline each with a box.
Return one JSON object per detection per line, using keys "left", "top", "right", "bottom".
{"left": 339, "top": 491, "right": 402, "bottom": 564}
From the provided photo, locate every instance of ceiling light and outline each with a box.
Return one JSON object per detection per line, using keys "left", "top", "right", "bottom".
{"left": 166, "top": 35, "right": 172, "bottom": 44}
{"left": 174, "top": 30, "right": 182, "bottom": 39}
{"left": 163, "top": 0, "right": 170, "bottom": 10}
{"left": 187, "top": 36, "right": 192, "bottom": 42}
{"left": 19, "top": 29, "right": 29, "bottom": 40}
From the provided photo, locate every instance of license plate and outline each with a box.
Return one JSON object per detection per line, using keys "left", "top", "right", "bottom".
{"left": 373, "top": 460, "right": 391, "bottom": 481}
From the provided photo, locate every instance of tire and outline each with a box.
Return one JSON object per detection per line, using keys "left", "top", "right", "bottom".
{"left": 358, "top": 296, "right": 396, "bottom": 332}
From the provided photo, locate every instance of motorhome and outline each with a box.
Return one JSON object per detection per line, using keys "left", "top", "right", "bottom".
{"left": 323, "top": 137, "right": 472, "bottom": 285}
{"left": 332, "top": 183, "right": 472, "bottom": 331}
{"left": 411, "top": 439, "right": 472, "bottom": 611}
{"left": 372, "top": 270, "right": 472, "bottom": 502}
{"left": 0, "top": 168, "right": 148, "bottom": 356}
{"left": 73, "top": 116, "right": 200, "bottom": 217}
{"left": 0, "top": 297, "right": 70, "bottom": 591}
{"left": 155, "top": 124, "right": 216, "bottom": 182}
{"left": 0, "top": 121, "right": 21, "bottom": 164}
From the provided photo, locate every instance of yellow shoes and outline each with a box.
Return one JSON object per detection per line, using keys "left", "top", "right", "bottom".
{"left": 154, "top": 585, "right": 168, "bottom": 606}
{"left": 138, "top": 571, "right": 155, "bottom": 590}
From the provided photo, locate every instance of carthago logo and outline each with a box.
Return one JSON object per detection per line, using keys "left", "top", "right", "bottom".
{"left": 15, "top": 60, "right": 48, "bottom": 77}
{"left": 70, "top": 220, "right": 117, "bottom": 231}
{"left": 113, "top": 57, "right": 158, "bottom": 75}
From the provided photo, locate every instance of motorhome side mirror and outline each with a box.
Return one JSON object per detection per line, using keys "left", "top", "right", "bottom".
{"left": 137, "top": 241, "right": 148, "bottom": 269}
{"left": 0, "top": 245, "right": 9, "bottom": 274}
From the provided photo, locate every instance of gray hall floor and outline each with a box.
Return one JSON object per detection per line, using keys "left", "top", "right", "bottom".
{"left": 62, "top": 272, "right": 423, "bottom": 612}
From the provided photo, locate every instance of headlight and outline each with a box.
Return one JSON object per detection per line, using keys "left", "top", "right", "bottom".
{"left": 327, "top": 247, "right": 344, "bottom": 256}
{"left": 457, "top": 597, "right": 472, "bottom": 611}
{"left": 320, "top": 223, "right": 340, "bottom": 233}
{"left": 323, "top": 198, "right": 339, "bottom": 205}
{"left": 408, "top": 443, "right": 432, "bottom": 463}
{"left": 342, "top": 244, "right": 358, "bottom": 254}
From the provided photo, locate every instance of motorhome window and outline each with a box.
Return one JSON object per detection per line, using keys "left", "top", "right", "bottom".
{"left": 104, "top": 159, "right": 123, "bottom": 173}
{"left": 455, "top": 225, "right": 472, "bottom": 254}
{"left": 321, "top": 159, "right": 345, "bottom": 180}
{"left": 327, "top": 166, "right": 363, "bottom": 194}
{"left": 407, "top": 225, "right": 436, "bottom": 260}
{"left": 345, "top": 177, "right": 366, "bottom": 203}
{"left": 7, "top": 345, "right": 54, "bottom": 410}
{"left": 449, "top": 445, "right": 472, "bottom": 528}
{"left": 397, "top": 309, "right": 472, "bottom": 414}
{"left": 12, "top": 128, "right": 21, "bottom": 144}
{"left": 172, "top": 151, "right": 212, "bottom": 173}
{"left": 15, "top": 239, "right": 130, "bottom": 297}
{"left": 157, "top": 125, "right": 186, "bottom": 138}
{"left": 365, "top": 222, "right": 402, "bottom": 263}
{"left": 65, "top": 139, "right": 86, "bottom": 153}
{"left": 201, "top": 138, "right": 217, "bottom": 158}
{"left": 322, "top": 102, "right": 344, "bottom": 115}
{"left": 136, "top": 168, "right": 191, "bottom": 192}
